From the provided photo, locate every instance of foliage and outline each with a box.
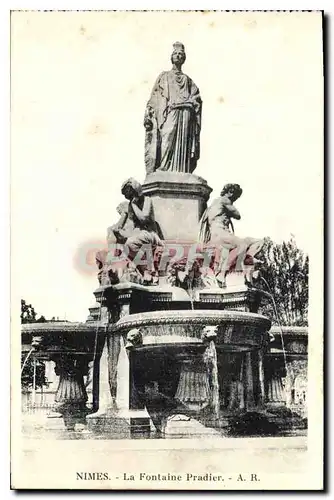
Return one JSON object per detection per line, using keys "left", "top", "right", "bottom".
{"left": 256, "top": 237, "right": 309, "bottom": 326}
{"left": 21, "top": 353, "right": 48, "bottom": 390}
{"left": 21, "top": 299, "right": 46, "bottom": 324}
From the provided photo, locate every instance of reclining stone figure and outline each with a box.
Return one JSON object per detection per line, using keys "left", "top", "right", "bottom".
{"left": 199, "top": 183, "right": 263, "bottom": 287}
{"left": 98, "top": 178, "right": 163, "bottom": 285}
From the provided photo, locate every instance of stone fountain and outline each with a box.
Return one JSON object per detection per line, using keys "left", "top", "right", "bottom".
{"left": 21, "top": 321, "right": 104, "bottom": 430}
{"left": 21, "top": 42, "right": 307, "bottom": 438}
{"left": 87, "top": 41, "right": 273, "bottom": 437}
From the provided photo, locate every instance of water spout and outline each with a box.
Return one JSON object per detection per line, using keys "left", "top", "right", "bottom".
{"left": 259, "top": 278, "right": 288, "bottom": 373}
{"left": 259, "top": 278, "right": 292, "bottom": 404}
{"left": 187, "top": 285, "right": 195, "bottom": 310}
{"left": 21, "top": 348, "right": 34, "bottom": 375}
{"left": 203, "top": 340, "right": 220, "bottom": 420}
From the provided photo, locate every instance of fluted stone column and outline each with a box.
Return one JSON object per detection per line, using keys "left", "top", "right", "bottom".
{"left": 53, "top": 355, "right": 89, "bottom": 430}
{"left": 243, "top": 351, "right": 255, "bottom": 410}
{"left": 267, "top": 375, "right": 286, "bottom": 405}
{"left": 175, "top": 359, "right": 210, "bottom": 411}
{"left": 265, "top": 357, "right": 287, "bottom": 407}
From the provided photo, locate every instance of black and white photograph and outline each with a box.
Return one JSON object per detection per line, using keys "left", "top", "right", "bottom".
{"left": 10, "top": 9, "right": 324, "bottom": 490}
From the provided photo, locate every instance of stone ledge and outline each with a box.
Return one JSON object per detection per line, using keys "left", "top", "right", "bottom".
{"left": 112, "top": 309, "right": 271, "bottom": 332}
{"left": 270, "top": 326, "right": 308, "bottom": 337}
{"left": 94, "top": 283, "right": 269, "bottom": 315}
{"left": 143, "top": 171, "right": 212, "bottom": 200}
{"left": 21, "top": 321, "right": 103, "bottom": 336}
{"left": 144, "top": 171, "right": 210, "bottom": 186}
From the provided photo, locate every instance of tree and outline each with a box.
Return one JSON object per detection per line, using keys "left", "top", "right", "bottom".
{"left": 256, "top": 237, "right": 308, "bottom": 326}
{"left": 21, "top": 354, "right": 48, "bottom": 391}
{"left": 21, "top": 299, "right": 46, "bottom": 324}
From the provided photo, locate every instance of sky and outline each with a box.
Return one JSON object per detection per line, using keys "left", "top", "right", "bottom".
{"left": 11, "top": 11, "right": 323, "bottom": 321}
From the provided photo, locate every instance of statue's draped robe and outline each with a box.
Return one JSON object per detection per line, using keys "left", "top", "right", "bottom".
{"left": 145, "top": 69, "right": 202, "bottom": 174}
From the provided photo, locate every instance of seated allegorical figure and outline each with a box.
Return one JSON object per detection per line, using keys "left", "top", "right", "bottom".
{"left": 199, "top": 183, "right": 263, "bottom": 287}
{"left": 105, "top": 178, "right": 163, "bottom": 282}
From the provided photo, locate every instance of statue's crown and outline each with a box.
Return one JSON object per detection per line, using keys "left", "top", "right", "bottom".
{"left": 173, "top": 41, "right": 185, "bottom": 52}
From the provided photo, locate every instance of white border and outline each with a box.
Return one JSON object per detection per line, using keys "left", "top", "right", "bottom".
{"left": 1, "top": 1, "right": 327, "bottom": 11}
{"left": 2, "top": 0, "right": 331, "bottom": 497}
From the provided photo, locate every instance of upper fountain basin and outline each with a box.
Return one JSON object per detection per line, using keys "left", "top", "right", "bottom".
{"left": 112, "top": 309, "right": 271, "bottom": 351}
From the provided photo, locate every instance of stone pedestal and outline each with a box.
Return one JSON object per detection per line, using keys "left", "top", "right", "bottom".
{"left": 198, "top": 286, "right": 269, "bottom": 314}
{"left": 142, "top": 171, "right": 212, "bottom": 241}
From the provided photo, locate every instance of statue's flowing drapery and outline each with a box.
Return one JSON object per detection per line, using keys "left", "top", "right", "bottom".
{"left": 145, "top": 69, "right": 202, "bottom": 174}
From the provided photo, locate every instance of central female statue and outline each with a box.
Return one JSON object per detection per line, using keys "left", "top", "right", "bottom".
{"left": 144, "top": 42, "right": 202, "bottom": 174}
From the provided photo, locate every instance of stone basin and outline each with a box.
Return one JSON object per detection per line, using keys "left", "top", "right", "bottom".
{"left": 21, "top": 322, "right": 105, "bottom": 430}
{"left": 21, "top": 321, "right": 102, "bottom": 353}
{"left": 112, "top": 309, "right": 271, "bottom": 353}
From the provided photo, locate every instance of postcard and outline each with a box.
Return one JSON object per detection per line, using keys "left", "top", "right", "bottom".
{"left": 11, "top": 10, "right": 324, "bottom": 490}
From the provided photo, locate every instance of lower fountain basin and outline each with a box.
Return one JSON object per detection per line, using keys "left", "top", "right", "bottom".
{"left": 21, "top": 321, "right": 102, "bottom": 353}
{"left": 112, "top": 310, "right": 271, "bottom": 351}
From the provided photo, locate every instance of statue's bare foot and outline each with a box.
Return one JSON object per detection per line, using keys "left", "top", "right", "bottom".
{"left": 244, "top": 277, "right": 253, "bottom": 288}
{"left": 253, "top": 257, "right": 264, "bottom": 265}
{"left": 152, "top": 274, "right": 159, "bottom": 285}
{"left": 216, "top": 273, "right": 226, "bottom": 288}
{"left": 143, "top": 270, "right": 153, "bottom": 285}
